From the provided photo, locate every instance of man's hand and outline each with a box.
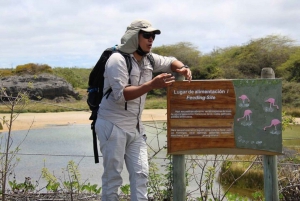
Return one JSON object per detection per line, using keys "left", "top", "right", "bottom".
{"left": 175, "top": 67, "right": 192, "bottom": 82}
{"left": 151, "top": 73, "right": 175, "bottom": 89}
{"left": 124, "top": 73, "right": 174, "bottom": 101}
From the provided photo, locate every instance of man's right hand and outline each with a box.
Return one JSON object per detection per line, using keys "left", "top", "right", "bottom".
{"left": 151, "top": 73, "right": 175, "bottom": 89}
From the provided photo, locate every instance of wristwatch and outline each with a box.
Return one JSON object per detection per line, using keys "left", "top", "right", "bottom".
{"left": 180, "top": 65, "right": 189, "bottom": 69}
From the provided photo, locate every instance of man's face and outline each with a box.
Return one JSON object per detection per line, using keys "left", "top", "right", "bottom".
{"left": 138, "top": 31, "right": 156, "bottom": 53}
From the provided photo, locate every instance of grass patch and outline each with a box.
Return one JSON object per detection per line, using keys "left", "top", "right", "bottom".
{"left": 28, "top": 100, "right": 89, "bottom": 113}
{"left": 0, "top": 102, "right": 89, "bottom": 113}
{"left": 0, "top": 98, "right": 89, "bottom": 113}
{"left": 0, "top": 93, "right": 167, "bottom": 113}
{"left": 144, "top": 97, "right": 167, "bottom": 109}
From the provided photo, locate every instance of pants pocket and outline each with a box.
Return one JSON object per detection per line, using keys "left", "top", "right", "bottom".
{"left": 95, "top": 119, "right": 114, "bottom": 151}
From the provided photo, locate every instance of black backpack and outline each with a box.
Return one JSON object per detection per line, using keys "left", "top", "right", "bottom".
{"left": 87, "top": 46, "right": 155, "bottom": 163}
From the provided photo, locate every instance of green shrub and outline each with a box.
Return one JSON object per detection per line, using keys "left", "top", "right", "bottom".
{"left": 15, "top": 63, "right": 53, "bottom": 75}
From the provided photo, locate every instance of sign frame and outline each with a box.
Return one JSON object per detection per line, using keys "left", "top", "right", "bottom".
{"left": 167, "top": 79, "right": 282, "bottom": 155}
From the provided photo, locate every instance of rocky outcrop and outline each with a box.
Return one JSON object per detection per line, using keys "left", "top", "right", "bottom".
{"left": 0, "top": 74, "right": 80, "bottom": 100}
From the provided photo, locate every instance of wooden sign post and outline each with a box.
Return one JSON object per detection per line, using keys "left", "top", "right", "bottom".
{"left": 261, "top": 68, "right": 279, "bottom": 201}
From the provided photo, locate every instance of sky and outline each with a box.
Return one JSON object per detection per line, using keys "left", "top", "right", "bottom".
{"left": 1, "top": 0, "right": 300, "bottom": 69}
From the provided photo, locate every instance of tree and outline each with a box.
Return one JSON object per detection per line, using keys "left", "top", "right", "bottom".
{"left": 236, "top": 35, "right": 294, "bottom": 78}
{"left": 200, "top": 35, "right": 295, "bottom": 79}
{"left": 150, "top": 42, "right": 203, "bottom": 95}
{"left": 152, "top": 42, "right": 202, "bottom": 68}
{"left": 199, "top": 47, "right": 242, "bottom": 79}
{"left": 277, "top": 48, "right": 300, "bottom": 82}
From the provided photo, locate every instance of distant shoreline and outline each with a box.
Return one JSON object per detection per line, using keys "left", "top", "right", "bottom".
{"left": 0, "top": 109, "right": 167, "bottom": 132}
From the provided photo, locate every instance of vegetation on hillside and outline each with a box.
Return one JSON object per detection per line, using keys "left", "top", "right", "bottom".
{"left": 1, "top": 34, "right": 300, "bottom": 111}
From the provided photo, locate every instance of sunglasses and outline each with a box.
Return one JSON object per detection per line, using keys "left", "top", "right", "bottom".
{"left": 141, "top": 31, "right": 156, "bottom": 40}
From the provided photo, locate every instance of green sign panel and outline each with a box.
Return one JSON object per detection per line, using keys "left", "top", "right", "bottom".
{"left": 233, "top": 79, "right": 282, "bottom": 153}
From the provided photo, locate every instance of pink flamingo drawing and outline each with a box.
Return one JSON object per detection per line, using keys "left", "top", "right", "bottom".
{"left": 265, "top": 98, "right": 279, "bottom": 110}
{"left": 264, "top": 119, "right": 281, "bottom": 131}
{"left": 238, "top": 95, "right": 250, "bottom": 104}
{"left": 237, "top": 109, "right": 252, "bottom": 121}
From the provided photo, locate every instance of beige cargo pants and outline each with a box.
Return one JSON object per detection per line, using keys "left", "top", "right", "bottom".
{"left": 95, "top": 118, "right": 148, "bottom": 201}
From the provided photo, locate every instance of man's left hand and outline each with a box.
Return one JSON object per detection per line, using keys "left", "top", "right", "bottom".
{"left": 175, "top": 67, "right": 192, "bottom": 82}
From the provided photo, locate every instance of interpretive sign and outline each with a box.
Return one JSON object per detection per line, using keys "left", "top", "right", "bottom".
{"left": 167, "top": 79, "right": 282, "bottom": 155}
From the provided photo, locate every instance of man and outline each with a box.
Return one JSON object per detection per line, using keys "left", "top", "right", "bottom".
{"left": 95, "top": 19, "right": 192, "bottom": 200}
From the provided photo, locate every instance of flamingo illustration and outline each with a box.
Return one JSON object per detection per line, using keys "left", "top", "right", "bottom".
{"left": 264, "top": 119, "right": 281, "bottom": 131}
{"left": 238, "top": 95, "right": 250, "bottom": 104}
{"left": 237, "top": 109, "right": 252, "bottom": 121}
{"left": 265, "top": 98, "right": 279, "bottom": 110}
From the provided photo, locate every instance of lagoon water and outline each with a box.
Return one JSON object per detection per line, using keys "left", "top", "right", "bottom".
{"left": 1, "top": 122, "right": 169, "bottom": 191}
{"left": 2, "top": 122, "right": 240, "bottom": 198}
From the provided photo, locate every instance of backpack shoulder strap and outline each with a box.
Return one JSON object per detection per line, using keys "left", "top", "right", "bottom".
{"left": 147, "top": 53, "right": 155, "bottom": 68}
{"left": 118, "top": 52, "right": 132, "bottom": 110}
{"left": 122, "top": 53, "right": 133, "bottom": 84}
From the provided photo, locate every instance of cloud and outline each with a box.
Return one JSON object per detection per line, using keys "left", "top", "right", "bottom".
{"left": 1, "top": 0, "right": 300, "bottom": 68}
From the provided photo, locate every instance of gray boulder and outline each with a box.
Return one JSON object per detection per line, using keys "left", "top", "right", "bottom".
{"left": 0, "top": 74, "right": 80, "bottom": 100}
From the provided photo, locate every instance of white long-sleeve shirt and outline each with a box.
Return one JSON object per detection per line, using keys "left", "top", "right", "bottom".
{"left": 97, "top": 52, "right": 176, "bottom": 134}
